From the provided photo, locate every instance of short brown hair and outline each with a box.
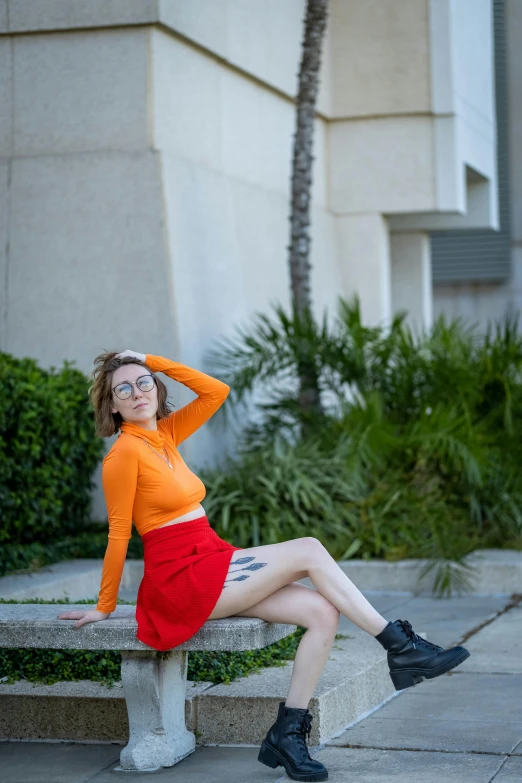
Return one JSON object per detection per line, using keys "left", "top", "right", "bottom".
{"left": 89, "top": 351, "right": 173, "bottom": 437}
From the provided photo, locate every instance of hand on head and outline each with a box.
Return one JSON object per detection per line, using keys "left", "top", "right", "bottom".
{"left": 116, "top": 350, "right": 146, "bottom": 362}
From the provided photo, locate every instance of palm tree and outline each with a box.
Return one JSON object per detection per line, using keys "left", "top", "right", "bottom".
{"left": 289, "top": 0, "right": 329, "bottom": 429}
{"left": 206, "top": 0, "right": 331, "bottom": 440}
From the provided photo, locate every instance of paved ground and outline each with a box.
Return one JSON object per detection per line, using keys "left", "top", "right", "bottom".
{"left": 1, "top": 590, "right": 520, "bottom": 783}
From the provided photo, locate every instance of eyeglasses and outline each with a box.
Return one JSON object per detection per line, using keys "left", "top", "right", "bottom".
{"left": 112, "top": 374, "right": 156, "bottom": 400}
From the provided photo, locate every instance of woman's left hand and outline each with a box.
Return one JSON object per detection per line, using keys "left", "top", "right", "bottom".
{"left": 57, "top": 609, "right": 110, "bottom": 629}
{"left": 116, "top": 350, "right": 146, "bottom": 362}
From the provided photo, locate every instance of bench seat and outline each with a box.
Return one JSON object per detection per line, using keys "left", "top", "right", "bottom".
{"left": 0, "top": 604, "right": 296, "bottom": 771}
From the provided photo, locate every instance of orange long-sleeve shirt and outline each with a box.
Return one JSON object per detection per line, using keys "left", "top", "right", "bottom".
{"left": 96, "top": 354, "right": 230, "bottom": 613}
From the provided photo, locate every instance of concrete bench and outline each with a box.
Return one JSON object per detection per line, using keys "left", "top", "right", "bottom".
{"left": 0, "top": 604, "right": 296, "bottom": 772}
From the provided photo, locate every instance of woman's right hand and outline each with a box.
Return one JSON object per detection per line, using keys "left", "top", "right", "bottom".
{"left": 57, "top": 609, "right": 110, "bottom": 629}
{"left": 116, "top": 350, "right": 146, "bottom": 362}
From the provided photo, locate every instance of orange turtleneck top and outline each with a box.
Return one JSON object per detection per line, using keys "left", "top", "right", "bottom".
{"left": 95, "top": 354, "right": 230, "bottom": 614}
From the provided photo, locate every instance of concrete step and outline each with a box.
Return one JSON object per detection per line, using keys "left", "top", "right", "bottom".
{"left": 0, "top": 679, "right": 210, "bottom": 743}
{"left": 340, "top": 549, "right": 522, "bottom": 595}
{"left": 0, "top": 593, "right": 508, "bottom": 746}
{"left": 0, "top": 559, "right": 143, "bottom": 601}
{"left": 0, "top": 633, "right": 394, "bottom": 746}
{"left": 1, "top": 549, "right": 520, "bottom": 603}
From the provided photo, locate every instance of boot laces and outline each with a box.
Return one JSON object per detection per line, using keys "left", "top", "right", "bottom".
{"left": 397, "top": 619, "right": 442, "bottom": 652}
{"left": 295, "top": 712, "right": 313, "bottom": 759}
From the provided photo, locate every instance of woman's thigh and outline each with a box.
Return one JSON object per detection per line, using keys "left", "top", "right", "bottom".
{"left": 207, "top": 537, "right": 321, "bottom": 620}
{"left": 234, "top": 581, "right": 340, "bottom": 629}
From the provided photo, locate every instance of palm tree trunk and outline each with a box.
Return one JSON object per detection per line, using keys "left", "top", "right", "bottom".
{"left": 289, "top": 0, "right": 329, "bottom": 427}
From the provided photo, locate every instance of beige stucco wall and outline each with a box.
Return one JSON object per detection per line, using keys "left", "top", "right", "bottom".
{"left": 0, "top": 0, "right": 499, "bottom": 520}
{"left": 330, "top": 0, "right": 431, "bottom": 118}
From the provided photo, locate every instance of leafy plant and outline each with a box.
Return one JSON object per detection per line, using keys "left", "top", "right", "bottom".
{"left": 203, "top": 295, "right": 522, "bottom": 596}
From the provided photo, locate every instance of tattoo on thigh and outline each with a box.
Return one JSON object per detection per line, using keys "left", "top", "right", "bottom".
{"left": 223, "top": 556, "right": 267, "bottom": 587}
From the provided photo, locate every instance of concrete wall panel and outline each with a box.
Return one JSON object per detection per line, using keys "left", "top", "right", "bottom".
{"left": 433, "top": 282, "right": 514, "bottom": 328}
{"left": 219, "top": 68, "right": 294, "bottom": 194}
{"left": 7, "top": 0, "right": 157, "bottom": 33}
{"left": 428, "top": 0, "right": 454, "bottom": 114}
{"left": 329, "top": 116, "right": 435, "bottom": 214}
{"left": 391, "top": 231, "right": 432, "bottom": 332}
{"left": 336, "top": 213, "right": 391, "bottom": 326}
{"left": 225, "top": 0, "right": 306, "bottom": 98}
{"left": 13, "top": 28, "right": 149, "bottom": 155}
{"left": 0, "top": 1, "right": 7, "bottom": 32}
{"left": 0, "top": 161, "right": 8, "bottom": 350}
{"left": 7, "top": 150, "right": 174, "bottom": 367}
{"left": 0, "top": 38, "right": 12, "bottom": 157}
{"left": 150, "top": 29, "right": 328, "bottom": 207}
{"left": 158, "top": 0, "right": 228, "bottom": 55}
{"left": 309, "top": 206, "right": 341, "bottom": 326}
{"left": 451, "top": 0, "right": 494, "bottom": 126}
{"left": 151, "top": 30, "right": 223, "bottom": 169}
{"left": 157, "top": 0, "right": 332, "bottom": 116}
{"left": 331, "top": 0, "right": 431, "bottom": 117}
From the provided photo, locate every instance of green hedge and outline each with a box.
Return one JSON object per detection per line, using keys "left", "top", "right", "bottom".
{"left": 0, "top": 351, "right": 104, "bottom": 549}
{"left": 0, "top": 599, "right": 324, "bottom": 686}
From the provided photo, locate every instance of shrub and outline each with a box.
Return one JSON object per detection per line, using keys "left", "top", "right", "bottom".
{"left": 0, "top": 351, "right": 105, "bottom": 549}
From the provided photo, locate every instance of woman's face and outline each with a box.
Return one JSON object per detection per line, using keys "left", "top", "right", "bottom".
{"left": 110, "top": 363, "right": 159, "bottom": 424}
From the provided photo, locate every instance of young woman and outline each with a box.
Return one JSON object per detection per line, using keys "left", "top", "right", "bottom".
{"left": 58, "top": 349, "right": 470, "bottom": 783}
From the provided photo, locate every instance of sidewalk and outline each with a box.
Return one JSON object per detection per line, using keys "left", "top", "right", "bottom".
{"left": 1, "top": 590, "right": 520, "bottom": 783}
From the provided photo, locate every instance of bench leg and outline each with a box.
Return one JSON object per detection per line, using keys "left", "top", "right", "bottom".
{"left": 118, "top": 649, "right": 196, "bottom": 772}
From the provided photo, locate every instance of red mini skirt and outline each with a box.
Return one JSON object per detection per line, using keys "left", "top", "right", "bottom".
{"left": 135, "top": 514, "right": 244, "bottom": 651}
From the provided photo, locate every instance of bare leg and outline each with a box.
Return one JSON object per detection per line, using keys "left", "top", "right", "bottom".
{"left": 307, "top": 541, "right": 389, "bottom": 636}
{"left": 212, "top": 538, "right": 389, "bottom": 637}
{"left": 285, "top": 620, "right": 338, "bottom": 708}
{"left": 235, "top": 581, "right": 341, "bottom": 709}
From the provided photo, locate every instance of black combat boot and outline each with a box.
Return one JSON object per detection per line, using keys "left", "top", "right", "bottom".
{"left": 258, "top": 701, "right": 328, "bottom": 781}
{"left": 375, "top": 618, "right": 470, "bottom": 690}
